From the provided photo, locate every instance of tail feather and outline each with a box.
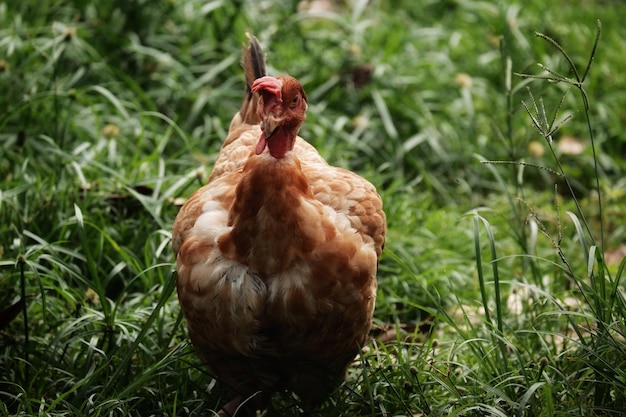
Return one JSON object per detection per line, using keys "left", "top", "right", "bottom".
{"left": 239, "top": 33, "right": 267, "bottom": 125}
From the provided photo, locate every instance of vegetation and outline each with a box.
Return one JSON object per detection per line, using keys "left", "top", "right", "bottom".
{"left": 1, "top": 0, "right": 625, "bottom": 415}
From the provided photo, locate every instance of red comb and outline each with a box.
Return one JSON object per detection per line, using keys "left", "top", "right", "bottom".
{"left": 251, "top": 76, "right": 283, "bottom": 99}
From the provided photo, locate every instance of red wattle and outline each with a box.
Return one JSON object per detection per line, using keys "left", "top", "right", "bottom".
{"left": 255, "top": 133, "right": 267, "bottom": 155}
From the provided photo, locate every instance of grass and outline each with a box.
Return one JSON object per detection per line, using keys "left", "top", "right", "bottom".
{"left": 1, "top": 0, "right": 625, "bottom": 415}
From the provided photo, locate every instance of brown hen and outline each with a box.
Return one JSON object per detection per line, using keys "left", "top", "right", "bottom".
{"left": 172, "top": 34, "right": 386, "bottom": 416}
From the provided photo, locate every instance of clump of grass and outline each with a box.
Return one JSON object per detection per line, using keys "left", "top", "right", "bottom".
{"left": 462, "top": 20, "right": 626, "bottom": 415}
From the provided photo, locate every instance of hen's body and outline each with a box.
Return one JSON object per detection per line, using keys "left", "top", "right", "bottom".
{"left": 172, "top": 34, "right": 385, "bottom": 416}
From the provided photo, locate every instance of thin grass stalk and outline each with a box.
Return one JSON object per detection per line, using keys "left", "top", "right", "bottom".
{"left": 581, "top": 23, "right": 605, "bottom": 256}
{"left": 482, "top": 219, "right": 504, "bottom": 338}
{"left": 53, "top": 35, "right": 62, "bottom": 150}
{"left": 503, "top": 50, "right": 515, "bottom": 160}
{"left": 576, "top": 22, "right": 608, "bottom": 328}
{"left": 17, "top": 254, "right": 28, "bottom": 383}
{"left": 473, "top": 212, "right": 491, "bottom": 327}
{"left": 472, "top": 211, "right": 509, "bottom": 373}
{"left": 73, "top": 204, "right": 110, "bottom": 321}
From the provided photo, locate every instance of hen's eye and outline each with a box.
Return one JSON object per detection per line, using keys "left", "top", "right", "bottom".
{"left": 291, "top": 96, "right": 299, "bottom": 105}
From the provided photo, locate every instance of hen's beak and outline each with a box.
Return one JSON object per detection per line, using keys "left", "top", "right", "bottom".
{"left": 261, "top": 113, "right": 282, "bottom": 138}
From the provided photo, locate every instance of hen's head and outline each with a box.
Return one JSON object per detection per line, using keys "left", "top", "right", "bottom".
{"left": 252, "top": 75, "right": 308, "bottom": 159}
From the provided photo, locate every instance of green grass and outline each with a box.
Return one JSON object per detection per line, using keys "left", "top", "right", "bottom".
{"left": 1, "top": 0, "right": 626, "bottom": 415}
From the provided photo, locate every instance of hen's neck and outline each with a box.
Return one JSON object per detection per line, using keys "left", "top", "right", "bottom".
{"left": 218, "top": 153, "right": 316, "bottom": 275}
{"left": 267, "top": 126, "right": 297, "bottom": 159}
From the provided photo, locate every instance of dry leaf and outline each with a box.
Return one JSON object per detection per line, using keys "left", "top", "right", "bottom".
{"left": 558, "top": 135, "right": 585, "bottom": 155}
{"left": 605, "top": 243, "right": 626, "bottom": 267}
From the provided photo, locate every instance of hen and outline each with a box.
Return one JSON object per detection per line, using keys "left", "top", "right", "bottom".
{"left": 172, "top": 34, "right": 386, "bottom": 416}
